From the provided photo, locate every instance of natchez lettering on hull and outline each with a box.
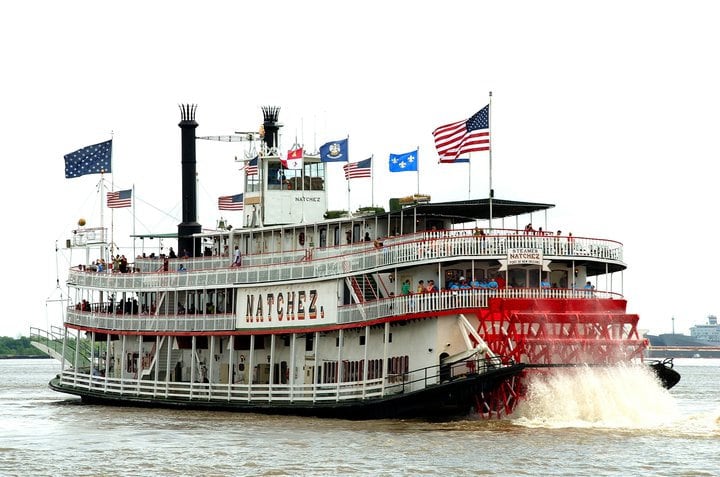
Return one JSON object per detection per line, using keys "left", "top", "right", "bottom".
{"left": 237, "top": 282, "right": 335, "bottom": 329}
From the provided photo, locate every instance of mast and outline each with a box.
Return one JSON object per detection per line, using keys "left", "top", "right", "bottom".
{"left": 178, "top": 104, "right": 201, "bottom": 256}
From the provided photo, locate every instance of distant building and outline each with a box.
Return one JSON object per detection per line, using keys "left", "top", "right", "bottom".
{"left": 690, "top": 315, "right": 720, "bottom": 343}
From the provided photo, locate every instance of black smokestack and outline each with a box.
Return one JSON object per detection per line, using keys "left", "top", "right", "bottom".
{"left": 178, "top": 104, "right": 201, "bottom": 257}
{"left": 261, "top": 106, "right": 281, "bottom": 149}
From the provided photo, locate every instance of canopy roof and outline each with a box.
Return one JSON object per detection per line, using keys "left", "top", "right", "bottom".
{"left": 394, "top": 198, "right": 555, "bottom": 224}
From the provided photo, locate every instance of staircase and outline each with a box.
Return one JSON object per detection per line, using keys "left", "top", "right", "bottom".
{"left": 349, "top": 274, "right": 379, "bottom": 303}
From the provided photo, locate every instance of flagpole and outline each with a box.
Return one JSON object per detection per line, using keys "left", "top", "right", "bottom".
{"left": 468, "top": 153, "right": 472, "bottom": 199}
{"left": 346, "top": 134, "right": 350, "bottom": 212}
{"left": 101, "top": 174, "right": 108, "bottom": 261}
{"left": 371, "top": 154, "right": 375, "bottom": 207}
{"left": 132, "top": 184, "right": 136, "bottom": 260}
{"left": 488, "top": 91, "right": 493, "bottom": 229}
{"left": 107, "top": 132, "right": 113, "bottom": 260}
{"left": 416, "top": 145, "right": 420, "bottom": 195}
{"left": 109, "top": 175, "right": 114, "bottom": 261}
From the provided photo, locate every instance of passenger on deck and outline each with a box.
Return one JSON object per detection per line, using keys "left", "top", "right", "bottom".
{"left": 232, "top": 246, "right": 242, "bottom": 267}
{"left": 168, "top": 247, "right": 177, "bottom": 259}
{"left": 401, "top": 279, "right": 411, "bottom": 295}
{"left": 417, "top": 280, "right": 425, "bottom": 294}
{"left": 425, "top": 280, "right": 438, "bottom": 293}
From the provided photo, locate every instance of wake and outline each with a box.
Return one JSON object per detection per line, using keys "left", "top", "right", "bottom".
{"left": 510, "top": 363, "right": 695, "bottom": 430}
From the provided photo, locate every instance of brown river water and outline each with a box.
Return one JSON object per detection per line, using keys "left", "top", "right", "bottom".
{"left": 1, "top": 358, "right": 718, "bottom": 476}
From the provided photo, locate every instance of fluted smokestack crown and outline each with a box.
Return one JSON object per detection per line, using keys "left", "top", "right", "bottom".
{"left": 179, "top": 104, "right": 197, "bottom": 124}
{"left": 261, "top": 106, "right": 281, "bottom": 149}
{"left": 177, "top": 103, "right": 201, "bottom": 257}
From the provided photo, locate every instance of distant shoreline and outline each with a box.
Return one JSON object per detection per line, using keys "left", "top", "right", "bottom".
{"left": 0, "top": 355, "right": 52, "bottom": 360}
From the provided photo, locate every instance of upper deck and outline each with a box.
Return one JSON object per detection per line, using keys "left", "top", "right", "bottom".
{"left": 67, "top": 228, "right": 623, "bottom": 291}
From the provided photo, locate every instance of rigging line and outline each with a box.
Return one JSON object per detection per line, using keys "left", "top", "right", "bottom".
{"left": 133, "top": 195, "right": 181, "bottom": 223}
{"left": 196, "top": 178, "right": 222, "bottom": 223}
{"left": 53, "top": 183, "right": 103, "bottom": 244}
{"left": 54, "top": 240, "right": 61, "bottom": 289}
{"left": 107, "top": 184, "right": 181, "bottom": 223}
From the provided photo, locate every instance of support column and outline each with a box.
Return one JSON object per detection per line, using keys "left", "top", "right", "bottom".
{"left": 382, "top": 322, "right": 389, "bottom": 395}
{"left": 289, "top": 333, "right": 296, "bottom": 401}
{"left": 335, "top": 329, "right": 344, "bottom": 400}
{"left": 269, "top": 334, "right": 276, "bottom": 401}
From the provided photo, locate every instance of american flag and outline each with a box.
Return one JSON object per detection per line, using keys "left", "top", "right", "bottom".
{"left": 107, "top": 189, "right": 132, "bottom": 208}
{"left": 432, "top": 105, "right": 490, "bottom": 163}
{"left": 218, "top": 193, "right": 244, "bottom": 211}
{"left": 244, "top": 156, "right": 259, "bottom": 175}
{"left": 64, "top": 139, "right": 112, "bottom": 178}
{"left": 343, "top": 157, "right": 372, "bottom": 179}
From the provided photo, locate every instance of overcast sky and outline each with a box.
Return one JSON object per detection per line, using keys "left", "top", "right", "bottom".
{"left": 2, "top": 1, "right": 718, "bottom": 338}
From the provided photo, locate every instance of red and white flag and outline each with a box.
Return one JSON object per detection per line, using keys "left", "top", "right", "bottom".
{"left": 282, "top": 147, "right": 304, "bottom": 169}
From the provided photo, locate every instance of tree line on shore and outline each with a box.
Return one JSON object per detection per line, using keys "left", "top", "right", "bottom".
{"left": 0, "top": 336, "right": 46, "bottom": 357}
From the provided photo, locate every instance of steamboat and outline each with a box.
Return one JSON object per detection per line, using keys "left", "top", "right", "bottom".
{"left": 33, "top": 105, "right": 678, "bottom": 419}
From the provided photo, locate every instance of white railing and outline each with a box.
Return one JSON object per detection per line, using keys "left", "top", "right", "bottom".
{"left": 65, "top": 287, "right": 618, "bottom": 332}
{"left": 68, "top": 232, "right": 623, "bottom": 291}
{"left": 65, "top": 311, "right": 235, "bottom": 332}
{"left": 57, "top": 355, "right": 506, "bottom": 404}
{"left": 337, "top": 287, "right": 616, "bottom": 324}
{"left": 60, "top": 370, "right": 389, "bottom": 403}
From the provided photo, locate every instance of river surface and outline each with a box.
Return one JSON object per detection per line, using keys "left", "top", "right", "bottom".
{"left": 1, "top": 358, "right": 718, "bottom": 476}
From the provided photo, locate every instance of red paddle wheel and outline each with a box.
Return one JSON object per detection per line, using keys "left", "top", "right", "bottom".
{"left": 472, "top": 297, "right": 648, "bottom": 418}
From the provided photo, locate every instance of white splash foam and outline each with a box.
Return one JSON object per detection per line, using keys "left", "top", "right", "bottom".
{"left": 511, "top": 363, "right": 682, "bottom": 429}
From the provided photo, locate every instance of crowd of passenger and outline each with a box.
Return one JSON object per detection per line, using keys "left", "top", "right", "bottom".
{"left": 79, "top": 254, "right": 130, "bottom": 273}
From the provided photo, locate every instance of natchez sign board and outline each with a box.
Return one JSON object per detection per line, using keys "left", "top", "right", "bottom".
{"left": 236, "top": 282, "right": 337, "bottom": 330}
